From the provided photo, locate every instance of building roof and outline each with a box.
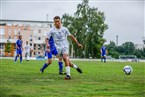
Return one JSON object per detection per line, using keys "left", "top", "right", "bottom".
{"left": 0, "top": 19, "right": 53, "bottom": 24}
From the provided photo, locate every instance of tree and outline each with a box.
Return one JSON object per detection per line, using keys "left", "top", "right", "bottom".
{"left": 122, "top": 42, "right": 135, "bottom": 55}
{"left": 5, "top": 40, "right": 11, "bottom": 53}
{"left": 106, "top": 41, "right": 119, "bottom": 58}
{"left": 134, "top": 49, "right": 142, "bottom": 59}
{"left": 106, "top": 41, "right": 145, "bottom": 59}
{"left": 62, "top": 0, "right": 108, "bottom": 58}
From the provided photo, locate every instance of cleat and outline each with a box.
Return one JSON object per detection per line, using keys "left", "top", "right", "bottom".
{"left": 59, "top": 72, "right": 65, "bottom": 75}
{"left": 40, "top": 68, "right": 44, "bottom": 73}
{"left": 64, "top": 75, "right": 71, "bottom": 80}
{"left": 59, "top": 72, "right": 67, "bottom": 75}
{"left": 76, "top": 68, "right": 83, "bottom": 73}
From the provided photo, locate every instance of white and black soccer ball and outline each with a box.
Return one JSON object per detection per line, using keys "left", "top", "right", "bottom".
{"left": 123, "top": 65, "right": 133, "bottom": 75}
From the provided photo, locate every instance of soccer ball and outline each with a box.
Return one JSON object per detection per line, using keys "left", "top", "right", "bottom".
{"left": 123, "top": 65, "right": 133, "bottom": 75}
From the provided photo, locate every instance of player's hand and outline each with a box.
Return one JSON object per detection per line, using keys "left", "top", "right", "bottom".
{"left": 78, "top": 43, "right": 83, "bottom": 48}
{"left": 46, "top": 49, "right": 50, "bottom": 52}
{"left": 46, "top": 44, "right": 50, "bottom": 49}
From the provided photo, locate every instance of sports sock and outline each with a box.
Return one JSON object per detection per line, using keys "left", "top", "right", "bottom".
{"left": 14, "top": 56, "right": 18, "bottom": 62}
{"left": 104, "top": 58, "right": 106, "bottom": 63}
{"left": 20, "top": 56, "right": 22, "bottom": 63}
{"left": 58, "top": 61, "right": 63, "bottom": 73}
{"left": 41, "top": 63, "right": 49, "bottom": 71}
{"left": 27, "top": 56, "right": 29, "bottom": 60}
{"left": 73, "top": 64, "right": 78, "bottom": 69}
{"left": 101, "top": 58, "right": 103, "bottom": 62}
{"left": 65, "top": 66, "right": 70, "bottom": 76}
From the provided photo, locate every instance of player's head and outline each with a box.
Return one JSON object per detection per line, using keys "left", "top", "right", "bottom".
{"left": 19, "top": 35, "right": 22, "bottom": 40}
{"left": 26, "top": 41, "right": 28, "bottom": 44}
{"left": 54, "top": 16, "right": 61, "bottom": 29}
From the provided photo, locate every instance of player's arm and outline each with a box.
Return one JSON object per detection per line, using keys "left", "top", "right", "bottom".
{"left": 16, "top": 41, "right": 19, "bottom": 49}
{"left": 69, "top": 35, "right": 83, "bottom": 48}
{"left": 100, "top": 49, "right": 102, "bottom": 54}
{"left": 45, "top": 30, "right": 51, "bottom": 52}
{"left": 45, "top": 38, "right": 50, "bottom": 52}
{"left": 106, "top": 50, "right": 108, "bottom": 54}
{"left": 45, "top": 38, "right": 49, "bottom": 48}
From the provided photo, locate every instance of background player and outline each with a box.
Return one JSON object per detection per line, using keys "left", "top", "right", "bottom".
{"left": 14, "top": 35, "right": 23, "bottom": 63}
{"left": 24, "top": 41, "right": 31, "bottom": 61}
{"left": 100, "top": 45, "right": 108, "bottom": 63}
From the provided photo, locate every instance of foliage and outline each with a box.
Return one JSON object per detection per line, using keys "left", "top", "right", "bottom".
{"left": 4, "top": 40, "right": 11, "bottom": 53}
{"left": 62, "top": 0, "right": 108, "bottom": 58}
{"left": 106, "top": 41, "right": 145, "bottom": 59}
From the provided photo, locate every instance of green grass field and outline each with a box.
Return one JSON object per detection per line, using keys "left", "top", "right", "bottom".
{"left": 0, "top": 59, "right": 145, "bottom": 97}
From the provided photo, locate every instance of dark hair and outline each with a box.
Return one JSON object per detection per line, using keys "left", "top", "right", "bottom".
{"left": 54, "top": 16, "right": 60, "bottom": 20}
{"left": 19, "top": 35, "right": 22, "bottom": 38}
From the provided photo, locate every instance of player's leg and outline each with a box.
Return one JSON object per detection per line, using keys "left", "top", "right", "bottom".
{"left": 101, "top": 55, "right": 103, "bottom": 62}
{"left": 19, "top": 50, "right": 22, "bottom": 63}
{"left": 68, "top": 58, "right": 82, "bottom": 73}
{"left": 52, "top": 48, "right": 64, "bottom": 74}
{"left": 104, "top": 55, "right": 106, "bottom": 63}
{"left": 14, "top": 54, "right": 19, "bottom": 63}
{"left": 14, "top": 49, "right": 19, "bottom": 62}
{"left": 58, "top": 57, "right": 64, "bottom": 74}
{"left": 61, "top": 47, "right": 71, "bottom": 79}
{"left": 63, "top": 53, "right": 71, "bottom": 79}
{"left": 26, "top": 52, "right": 30, "bottom": 61}
{"left": 25, "top": 52, "right": 27, "bottom": 61}
{"left": 40, "top": 51, "right": 52, "bottom": 73}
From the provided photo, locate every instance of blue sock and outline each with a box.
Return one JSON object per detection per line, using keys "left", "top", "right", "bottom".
{"left": 101, "top": 58, "right": 103, "bottom": 62}
{"left": 15, "top": 56, "right": 18, "bottom": 62}
{"left": 20, "top": 56, "right": 22, "bottom": 63}
{"left": 104, "top": 58, "right": 106, "bottom": 63}
{"left": 58, "top": 61, "right": 63, "bottom": 73}
{"left": 41, "top": 63, "right": 49, "bottom": 71}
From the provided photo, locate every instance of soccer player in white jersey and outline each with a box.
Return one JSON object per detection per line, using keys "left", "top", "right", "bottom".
{"left": 46, "top": 16, "right": 83, "bottom": 80}
{"left": 24, "top": 41, "right": 31, "bottom": 61}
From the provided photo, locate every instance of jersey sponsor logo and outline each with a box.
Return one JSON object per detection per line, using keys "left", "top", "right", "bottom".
{"left": 56, "top": 32, "right": 62, "bottom": 39}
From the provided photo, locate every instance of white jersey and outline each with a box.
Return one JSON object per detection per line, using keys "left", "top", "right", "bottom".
{"left": 24, "top": 44, "right": 31, "bottom": 53}
{"left": 47, "top": 26, "right": 71, "bottom": 50}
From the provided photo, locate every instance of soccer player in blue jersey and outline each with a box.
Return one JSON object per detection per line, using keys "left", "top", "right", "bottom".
{"left": 14, "top": 35, "right": 23, "bottom": 63}
{"left": 100, "top": 45, "right": 108, "bottom": 63}
{"left": 40, "top": 36, "right": 64, "bottom": 74}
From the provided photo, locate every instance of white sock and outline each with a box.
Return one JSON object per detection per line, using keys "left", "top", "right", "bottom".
{"left": 73, "top": 64, "right": 78, "bottom": 69}
{"left": 27, "top": 56, "right": 29, "bottom": 60}
{"left": 65, "top": 66, "right": 71, "bottom": 76}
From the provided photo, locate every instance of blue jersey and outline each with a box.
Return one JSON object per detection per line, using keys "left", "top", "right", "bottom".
{"left": 16, "top": 39, "right": 23, "bottom": 49}
{"left": 16, "top": 39, "right": 23, "bottom": 55}
{"left": 46, "top": 36, "right": 58, "bottom": 59}
{"left": 101, "top": 46, "right": 106, "bottom": 55}
{"left": 49, "top": 36, "right": 56, "bottom": 50}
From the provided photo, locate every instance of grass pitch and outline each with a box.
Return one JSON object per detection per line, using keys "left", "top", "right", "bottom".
{"left": 0, "top": 59, "right": 145, "bottom": 97}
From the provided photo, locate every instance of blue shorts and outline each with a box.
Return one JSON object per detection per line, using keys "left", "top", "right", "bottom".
{"left": 16, "top": 49, "right": 22, "bottom": 55}
{"left": 102, "top": 54, "right": 106, "bottom": 57}
{"left": 46, "top": 47, "right": 58, "bottom": 59}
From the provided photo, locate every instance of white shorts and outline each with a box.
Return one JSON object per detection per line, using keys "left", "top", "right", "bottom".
{"left": 25, "top": 52, "right": 30, "bottom": 56}
{"left": 57, "top": 47, "right": 69, "bottom": 55}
